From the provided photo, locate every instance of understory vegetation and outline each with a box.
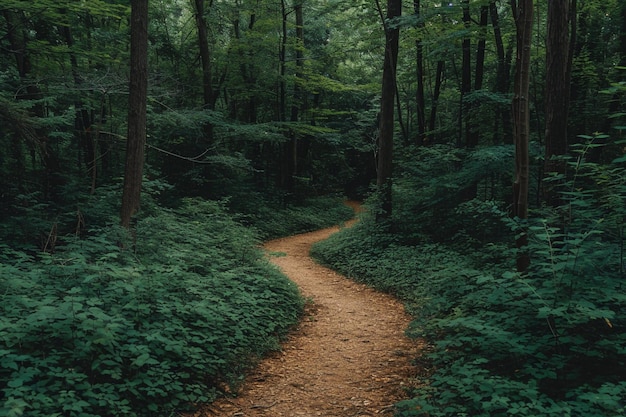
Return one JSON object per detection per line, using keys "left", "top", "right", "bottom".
{"left": 0, "top": 185, "right": 351, "bottom": 417}
{"left": 312, "top": 139, "right": 626, "bottom": 417}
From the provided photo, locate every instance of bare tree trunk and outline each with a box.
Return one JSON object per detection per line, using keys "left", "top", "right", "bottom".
{"left": 375, "top": 0, "right": 401, "bottom": 222}
{"left": 460, "top": 0, "right": 472, "bottom": 148}
{"left": 490, "top": 0, "right": 512, "bottom": 143}
{"left": 465, "top": 4, "right": 487, "bottom": 149}
{"left": 543, "top": 0, "right": 574, "bottom": 204}
{"left": 193, "top": 0, "right": 217, "bottom": 142}
{"left": 512, "top": 0, "right": 533, "bottom": 272}
{"left": 121, "top": 0, "right": 149, "bottom": 229}
{"left": 474, "top": 6, "right": 488, "bottom": 92}
{"left": 60, "top": 21, "right": 97, "bottom": 188}
{"left": 414, "top": 0, "right": 426, "bottom": 145}
{"left": 428, "top": 60, "right": 444, "bottom": 141}
{"left": 284, "top": 1, "right": 304, "bottom": 196}
{"left": 279, "top": 0, "right": 288, "bottom": 123}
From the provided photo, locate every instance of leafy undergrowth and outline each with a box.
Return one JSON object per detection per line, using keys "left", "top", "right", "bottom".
{"left": 232, "top": 194, "right": 355, "bottom": 240}
{"left": 312, "top": 142, "right": 626, "bottom": 417}
{"left": 0, "top": 197, "right": 307, "bottom": 417}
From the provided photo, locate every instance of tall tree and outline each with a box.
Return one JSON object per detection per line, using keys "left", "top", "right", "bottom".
{"left": 279, "top": 0, "right": 289, "bottom": 123}
{"left": 464, "top": 3, "right": 488, "bottom": 150}
{"left": 544, "top": 0, "right": 575, "bottom": 201}
{"left": 511, "top": 0, "right": 533, "bottom": 272}
{"left": 120, "top": 0, "right": 149, "bottom": 228}
{"left": 414, "top": 0, "right": 426, "bottom": 144}
{"left": 474, "top": 5, "right": 489, "bottom": 92}
{"left": 283, "top": 0, "right": 305, "bottom": 194}
{"left": 490, "top": 0, "right": 512, "bottom": 143}
{"left": 460, "top": 0, "right": 472, "bottom": 148}
{"left": 376, "top": 0, "right": 401, "bottom": 221}
{"left": 193, "top": 0, "right": 217, "bottom": 142}
{"left": 428, "top": 60, "right": 445, "bottom": 141}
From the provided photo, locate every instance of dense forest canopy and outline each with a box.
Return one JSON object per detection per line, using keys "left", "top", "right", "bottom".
{"left": 1, "top": 0, "right": 624, "bottom": 206}
{"left": 1, "top": 0, "right": 625, "bottom": 416}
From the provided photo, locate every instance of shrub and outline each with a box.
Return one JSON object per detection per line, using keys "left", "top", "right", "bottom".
{"left": 0, "top": 198, "right": 304, "bottom": 417}
{"left": 312, "top": 137, "right": 626, "bottom": 417}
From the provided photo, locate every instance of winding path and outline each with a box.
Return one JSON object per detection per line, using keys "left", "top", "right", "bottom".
{"left": 192, "top": 213, "right": 419, "bottom": 416}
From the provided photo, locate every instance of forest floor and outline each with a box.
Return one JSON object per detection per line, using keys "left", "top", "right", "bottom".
{"left": 189, "top": 204, "right": 422, "bottom": 416}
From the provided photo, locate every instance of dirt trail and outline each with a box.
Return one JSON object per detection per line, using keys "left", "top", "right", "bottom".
{"left": 192, "top": 212, "right": 419, "bottom": 417}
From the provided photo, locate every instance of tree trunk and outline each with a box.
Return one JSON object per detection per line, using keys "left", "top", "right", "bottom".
{"left": 474, "top": 6, "right": 488, "bottom": 92}
{"left": 193, "top": 0, "right": 217, "bottom": 142}
{"left": 231, "top": 11, "right": 257, "bottom": 123}
{"left": 490, "top": 0, "right": 512, "bottom": 143}
{"left": 414, "top": 0, "right": 426, "bottom": 144}
{"left": 468, "top": 5, "right": 488, "bottom": 147}
{"left": 428, "top": 60, "right": 444, "bottom": 142}
{"left": 543, "top": 0, "right": 574, "bottom": 203}
{"left": 460, "top": 0, "right": 472, "bottom": 148}
{"left": 60, "top": 21, "right": 97, "bottom": 187}
{"left": 279, "top": 0, "right": 288, "bottom": 123}
{"left": 376, "top": 0, "right": 401, "bottom": 222}
{"left": 512, "top": 0, "right": 533, "bottom": 273}
{"left": 120, "top": 0, "right": 149, "bottom": 229}
{"left": 284, "top": 1, "right": 305, "bottom": 196}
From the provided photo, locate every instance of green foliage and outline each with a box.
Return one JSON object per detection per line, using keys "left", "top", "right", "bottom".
{"left": 0, "top": 197, "right": 304, "bottom": 417}
{"left": 312, "top": 135, "right": 626, "bottom": 417}
{"left": 235, "top": 195, "right": 355, "bottom": 240}
{"left": 393, "top": 144, "right": 514, "bottom": 243}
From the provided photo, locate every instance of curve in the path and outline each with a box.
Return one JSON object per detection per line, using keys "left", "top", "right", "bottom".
{"left": 194, "top": 220, "right": 419, "bottom": 417}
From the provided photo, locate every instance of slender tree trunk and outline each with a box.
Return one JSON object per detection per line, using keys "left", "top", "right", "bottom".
{"left": 490, "top": 1, "right": 511, "bottom": 143}
{"left": 246, "top": 12, "right": 257, "bottom": 123}
{"left": 376, "top": 0, "right": 401, "bottom": 222}
{"left": 279, "top": 0, "right": 288, "bottom": 123}
{"left": 414, "top": 0, "right": 426, "bottom": 144}
{"left": 60, "top": 21, "right": 97, "bottom": 187}
{"left": 512, "top": 0, "right": 533, "bottom": 272}
{"left": 395, "top": 83, "right": 408, "bottom": 144}
{"left": 603, "top": 0, "right": 622, "bottom": 134}
{"left": 616, "top": 0, "right": 626, "bottom": 67}
{"left": 543, "top": 0, "right": 574, "bottom": 203}
{"left": 121, "top": 0, "right": 149, "bottom": 229}
{"left": 413, "top": 0, "right": 426, "bottom": 144}
{"left": 284, "top": 1, "right": 304, "bottom": 196}
{"left": 474, "top": 6, "right": 488, "bottom": 91}
{"left": 428, "top": 60, "right": 444, "bottom": 141}
{"left": 466, "top": 4, "right": 488, "bottom": 148}
{"left": 193, "top": 0, "right": 216, "bottom": 142}
{"left": 460, "top": 0, "right": 472, "bottom": 148}
{"left": 231, "top": 11, "right": 257, "bottom": 123}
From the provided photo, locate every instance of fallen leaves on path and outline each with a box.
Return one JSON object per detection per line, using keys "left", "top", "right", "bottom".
{"left": 190, "top": 217, "right": 421, "bottom": 417}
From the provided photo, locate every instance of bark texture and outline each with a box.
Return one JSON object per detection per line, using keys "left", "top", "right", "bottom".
{"left": 512, "top": 0, "right": 533, "bottom": 272}
{"left": 376, "top": 0, "right": 401, "bottom": 221}
{"left": 120, "top": 0, "right": 149, "bottom": 228}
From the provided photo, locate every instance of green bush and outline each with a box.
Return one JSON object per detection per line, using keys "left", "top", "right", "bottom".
{"left": 236, "top": 194, "right": 355, "bottom": 239}
{"left": 312, "top": 137, "right": 626, "bottom": 417}
{"left": 0, "top": 198, "right": 304, "bottom": 417}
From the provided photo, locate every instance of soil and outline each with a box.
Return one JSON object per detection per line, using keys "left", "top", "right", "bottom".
{"left": 190, "top": 205, "right": 421, "bottom": 417}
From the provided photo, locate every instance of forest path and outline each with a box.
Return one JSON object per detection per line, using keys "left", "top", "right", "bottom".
{"left": 192, "top": 204, "right": 420, "bottom": 416}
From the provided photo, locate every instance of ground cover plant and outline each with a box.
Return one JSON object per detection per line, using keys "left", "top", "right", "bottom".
{"left": 311, "top": 140, "right": 626, "bottom": 417}
{"left": 0, "top": 188, "right": 357, "bottom": 417}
